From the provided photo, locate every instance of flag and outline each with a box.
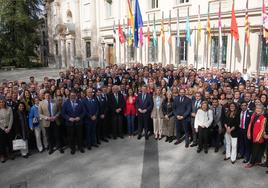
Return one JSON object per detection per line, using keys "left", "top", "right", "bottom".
{"left": 113, "top": 22, "right": 116, "bottom": 44}
{"left": 139, "top": 27, "right": 144, "bottom": 46}
{"left": 197, "top": 5, "right": 202, "bottom": 38}
{"left": 118, "top": 22, "right": 125, "bottom": 44}
{"left": 230, "top": 1, "right": 239, "bottom": 41}
{"left": 262, "top": 0, "right": 268, "bottom": 43}
{"left": 147, "top": 16, "right": 150, "bottom": 48}
{"left": 186, "top": 9, "right": 191, "bottom": 46}
{"left": 161, "top": 13, "right": 165, "bottom": 45}
{"left": 176, "top": 10, "right": 180, "bottom": 47}
{"left": 127, "top": 0, "right": 134, "bottom": 46}
{"left": 168, "top": 12, "right": 172, "bottom": 46}
{"left": 245, "top": 0, "right": 250, "bottom": 45}
{"left": 218, "top": 1, "right": 222, "bottom": 48}
{"left": 207, "top": 4, "right": 211, "bottom": 41}
{"left": 134, "top": 0, "right": 143, "bottom": 48}
{"left": 153, "top": 13, "right": 157, "bottom": 47}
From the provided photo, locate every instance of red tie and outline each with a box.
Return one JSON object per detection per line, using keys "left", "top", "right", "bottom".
{"left": 241, "top": 111, "right": 245, "bottom": 129}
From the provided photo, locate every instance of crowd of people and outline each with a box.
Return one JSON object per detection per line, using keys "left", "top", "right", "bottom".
{"left": 0, "top": 63, "right": 267, "bottom": 174}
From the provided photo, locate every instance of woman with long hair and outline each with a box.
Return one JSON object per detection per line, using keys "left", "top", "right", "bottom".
{"left": 224, "top": 102, "right": 240, "bottom": 164}
{"left": 124, "top": 88, "right": 137, "bottom": 138}
{"left": 0, "top": 97, "right": 13, "bottom": 163}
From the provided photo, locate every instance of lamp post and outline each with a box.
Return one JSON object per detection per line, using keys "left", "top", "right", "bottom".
{"left": 101, "top": 41, "right": 105, "bottom": 68}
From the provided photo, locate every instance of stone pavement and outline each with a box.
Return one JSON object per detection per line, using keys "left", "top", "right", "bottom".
{"left": 0, "top": 68, "right": 64, "bottom": 83}
{"left": 0, "top": 137, "right": 267, "bottom": 188}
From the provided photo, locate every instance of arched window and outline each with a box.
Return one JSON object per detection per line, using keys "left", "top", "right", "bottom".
{"left": 66, "top": 10, "right": 73, "bottom": 23}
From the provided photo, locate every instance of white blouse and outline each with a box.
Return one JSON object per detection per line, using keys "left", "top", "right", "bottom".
{"left": 194, "top": 109, "right": 213, "bottom": 129}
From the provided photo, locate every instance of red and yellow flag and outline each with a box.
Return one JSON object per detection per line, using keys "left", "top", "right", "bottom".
{"left": 230, "top": 1, "right": 239, "bottom": 41}
{"left": 245, "top": 0, "right": 250, "bottom": 45}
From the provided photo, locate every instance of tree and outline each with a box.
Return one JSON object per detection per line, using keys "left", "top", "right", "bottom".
{"left": 0, "top": 0, "right": 43, "bottom": 67}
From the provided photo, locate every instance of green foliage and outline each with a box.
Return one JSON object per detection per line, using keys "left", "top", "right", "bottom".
{"left": 0, "top": 0, "right": 43, "bottom": 67}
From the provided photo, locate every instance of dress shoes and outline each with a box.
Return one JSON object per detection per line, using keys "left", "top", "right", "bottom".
{"left": 214, "top": 148, "right": 219, "bottom": 153}
{"left": 70, "top": 150, "right": 75, "bottom": 155}
{"left": 80, "top": 149, "right": 85, "bottom": 153}
{"left": 59, "top": 149, "right": 64, "bottom": 154}
{"left": 93, "top": 144, "right": 99, "bottom": 148}
{"left": 174, "top": 140, "right": 182, "bottom": 145}
{"left": 1, "top": 156, "right": 6, "bottom": 163}
{"left": 204, "top": 149, "right": 208, "bottom": 154}
{"left": 97, "top": 141, "right": 101, "bottom": 145}
{"left": 102, "top": 138, "right": 109, "bottom": 142}
{"left": 266, "top": 171, "right": 268, "bottom": 174}
{"left": 243, "top": 159, "right": 249, "bottom": 163}
{"left": 224, "top": 157, "right": 230, "bottom": 161}
{"left": 48, "top": 149, "right": 54, "bottom": 155}
{"left": 185, "top": 144, "right": 189, "bottom": 148}
{"left": 137, "top": 135, "right": 142, "bottom": 140}
{"left": 165, "top": 137, "right": 169, "bottom": 142}
{"left": 197, "top": 148, "right": 202, "bottom": 153}
{"left": 231, "top": 161, "right": 236, "bottom": 164}
{"left": 190, "top": 143, "right": 197, "bottom": 147}
{"left": 145, "top": 136, "right": 149, "bottom": 140}
{"left": 87, "top": 146, "right": 92, "bottom": 150}
{"left": 245, "top": 164, "right": 254, "bottom": 168}
{"left": 120, "top": 136, "right": 124, "bottom": 139}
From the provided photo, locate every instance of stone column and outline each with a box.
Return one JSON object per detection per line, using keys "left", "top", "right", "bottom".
{"left": 70, "top": 38, "right": 75, "bottom": 67}
{"left": 90, "top": 0, "right": 99, "bottom": 64}
{"left": 60, "top": 38, "right": 66, "bottom": 69}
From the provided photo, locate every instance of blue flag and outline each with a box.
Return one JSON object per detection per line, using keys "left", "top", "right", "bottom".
{"left": 185, "top": 15, "right": 191, "bottom": 46}
{"left": 134, "top": 0, "right": 143, "bottom": 48}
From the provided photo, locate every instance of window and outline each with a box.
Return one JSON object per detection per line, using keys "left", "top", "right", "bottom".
{"left": 210, "top": 36, "right": 227, "bottom": 65}
{"left": 55, "top": 41, "right": 58, "bottom": 56}
{"left": 260, "top": 36, "right": 268, "bottom": 71}
{"left": 149, "top": 39, "right": 158, "bottom": 62}
{"left": 176, "top": 37, "right": 188, "bottom": 64}
{"left": 151, "top": 0, "right": 159, "bottom": 9}
{"left": 105, "top": 1, "right": 112, "bottom": 18}
{"left": 177, "top": 0, "right": 189, "bottom": 4}
{"left": 127, "top": 41, "right": 135, "bottom": 62}
{"left": 86, "top": 41, "right": 91, "bottom": 58}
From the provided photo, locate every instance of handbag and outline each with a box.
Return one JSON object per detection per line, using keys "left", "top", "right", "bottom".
{"left": 12, "top": 137, "right": 27, "bottom": 151}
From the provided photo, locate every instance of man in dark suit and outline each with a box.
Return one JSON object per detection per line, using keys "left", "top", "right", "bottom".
{"left": 231, "top": 72, "right": 246, "bottom": 87}
{"left": 56, "top": 72, "right": 65, "bottom": 87}
{"left": 96, "top": 88, "right": 109, "bottom": 143}
{"left": 136, "top": 85, "right": 153, "bottom": 140}
{"left": 238, "top": 101, "right": 252, "bottom": 163}
{"left": 190, "top": 92, "right": 202, "bottom": 147}
{"left": 108, "top": 85, "right": 125, "bottom": 139}
{"left": 62, "top": 90, "right": 85, "bottom": 154}
{"left": 83, "top": 88, "right": 99, "bottom": 150}
{"left": 173, "top": 88, "right": 192, "bottom": 147}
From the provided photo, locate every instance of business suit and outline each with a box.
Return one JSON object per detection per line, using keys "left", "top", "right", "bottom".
{"left": 108, "top": 92, "right": 126, "bottom": 139}
{"left": 62, "top": 99, "right": 85, "bottom": 152}
{"left": 173, "top": 96, "right": 192, "bottom": 146}
{"left": 96, "top": 95, "right": 108, "bottom": 141}
{"left": 136, "top": 93, "right": 153, "bottom": 139}
{"left": 238, "top": 110, "right": 252, "bottom": 162}
{"left": 83, "top": 97, "right": 99, "bottom": 148}
{"left": 39, "top": 99, "right": 61, "bottom": 152}
{"left": 190, "top": 99, "right": 202, "bottom": 145}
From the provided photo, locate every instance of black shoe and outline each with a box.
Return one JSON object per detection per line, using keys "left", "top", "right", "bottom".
{"left": 231, "top": 160, "right": 236, "bottom": 164}
{"left": 169, "top": 138, "right": 173, "bottom": 143}
{"left": 48, "top": 150, "right": 54, "bottom": 155}
{"left": 243, "top": 159, "right": 249, "bottom": 163}
{"left": 190, "top": 143, "right": 197, "bottom": 147}
{"left": 204, "top": 149, "right": 208, "bottom": 154}
{"left": 185, "top": 144, "right": 189, "bottom": 148}
{"left": 197, "top": 148, "right": 202, "bottom": 153}
{"left": 222, "top": 151, "right": 226, "bottom": 155}
{"left": 137, "top": 135, "right": 142, "bottom": 140}
{"left": 120, "top": 136, "right": 124, "bottom": 139}
{"left": 107, "top": 135, "right": 112, "bottom": 139}
{"left": 71, "top": 150, "right": 75, "bottom": 155}
{"left": 93, "top": 144, "right": 99, "bottom": 148}
{"left": 102, "top": 139, "right": 109, "bottom": 142}
{"left": 165, "top": 137, "right": 169, "bottom": 142}
{"left": 59, "top": 149, "right": 64, "bottom": 154}
{"left": 113, "top": 137, "right": 117, "bottom": 140}
{"left": 1, "top": 157, "right": 6, "bottom": 163}
{"left": 214, "top": 148, "right": 219, "bottom": 153}
{"left": 266, "top": 171, "right": 268, "bottom": 174}
{"left": 237, "top": 155, "right": 243, "bottom": 160}
{"left": 145, "top": 136, "right": 149, "bottom": 140}
{"left": 80, "top": 149, "right": 85, "bottom": 153}
{"left": 97, "top": 141, "right": 101, "bottom": 145}
{"left": 23, "top": 154, "right": 29, "bottom": 159}
{"left": 174, "top": 140, "right": 181, "bottom": 145}
{"left": 87, "top": 146, "right": 92, "bottom": 150}
{"left": 224, "top": 157, "right": 230, "bottom": 161}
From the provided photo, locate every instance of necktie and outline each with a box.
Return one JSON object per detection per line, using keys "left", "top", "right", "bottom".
{"left": 241, "top": 111, "right": 245, "bottom": 129}
{"left": 142, "top": 94, "right": 145, "bottom": 102}
{"left": 48, "top": 101, "right": 52, "bottom": 117}
{"left": 214, "top": 108, "right": 217, "bottom": 116}
{"left": 115, "top": 94, "right": 118, "bottom": 103}
{"left": 180, "top": 97, "right": 183, "bottom": 103}
{"left": 72, "top": 101, "right": 75, "bottom": 111}
{"left": 195, "top": 101, "right": 198, "bottom": 109}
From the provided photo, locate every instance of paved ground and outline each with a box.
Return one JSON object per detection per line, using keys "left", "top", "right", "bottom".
{"left": 0, "top": 137, "right": 267, "bottom": 188}
{"left": 0, "top": 68, "right": 63, "bottom": 83}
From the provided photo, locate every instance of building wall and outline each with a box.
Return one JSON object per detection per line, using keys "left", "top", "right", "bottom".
{"left": 46, "top": 0, "right": 268, "bottom": 74}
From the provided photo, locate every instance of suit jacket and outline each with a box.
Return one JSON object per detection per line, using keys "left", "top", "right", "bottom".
{"left": 83, "top": 97, "right": 99, "bottom": 122}
{"left": 151, "top": 96, "right": 164, "bottom": 119}
{"left": 211, "top": 105, "right": 225, "bottom": 129}
{"left": 61, "top": 99, "right": 85, "bottom": 125}
{"left": 239, "top": 110, "right": 252, "bottom": 130}
{"left": 191, "top": 99, "right": 202, "bottom": 114}
{"left": 224, "top": 113, "right": 240, "bottom": 138}
{"left": 108, "top": 93, "right": 126, "bottom": 115}
{"left": 162, "top": 99, "right": 174, "bottom": 118}
{"left": 96, "top": 95, "right": 108, "bottom": 116}
{"left": 135, "top": 93, "right": 153, "bottom": 116}
{"left": 173, "top": 96, "right": 192, "bottom": 120}
{"left": 39, "top": 99, "right": 60, "bottom": 128}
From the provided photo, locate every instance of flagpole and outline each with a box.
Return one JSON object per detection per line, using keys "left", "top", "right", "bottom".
{"left": 196, "top": 5, "right": 200, "bottom": 70}
{"left": 187, "top": 7, "right": 189, "bottom": 67}
{"left": 154, "top": 13, "right": 156, "bottom": 65}
{"left": 177, "top": 9, "right": 181, "bottom": 66}
{"left": 218, "top": 1, "right": 222, "bottom": 70}
{"left": 113, "top": 20, "right": 116, "bottom": 65}
{"left": 162, "top": 11, "right": 165, "bottom": 65}
{"left": 147, "top": 14, "right": 150, "bottom": 64}
{"left": 257, "top": 27, "right": 262, "bottom": 78}
{"left": 123, "top": 18, "right": 126, "bottom": 65}
{"left": 206, "top": 2, "right": 210, "bottom": 70}
{"left": 169, "top": 10, "right": 172, "bottom": 65}
{"left": 118, "top": 19, "right": 122, "bottom": 65}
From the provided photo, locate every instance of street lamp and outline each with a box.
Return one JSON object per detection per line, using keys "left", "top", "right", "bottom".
{"left": 101, "top": 41, "right": 105, "bottom": 68}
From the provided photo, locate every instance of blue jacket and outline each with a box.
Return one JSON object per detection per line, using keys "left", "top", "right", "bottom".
{"left": 83, "top": 97, "right": 99, "bottom": 122}
{"left": 173, "top": 96, "right": 192, "bottom": 119}
{"left": 61, "top": 99, "right": 85, "bottom": 123}
{"left": 28, "top": 105, "right": 40, "bottom": 129}
{"left": 135, "top": 93, "right": 153, "bottom": 115}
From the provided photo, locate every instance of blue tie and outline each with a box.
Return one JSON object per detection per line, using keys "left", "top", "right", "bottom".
{"left": 48, "top": 101, "right": 52, "bottom": 117}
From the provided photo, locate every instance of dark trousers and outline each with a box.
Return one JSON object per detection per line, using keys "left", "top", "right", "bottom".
{"left": 176, "top": 119, "right": 189, "bottom": 145}
{"left": 250, "top": 143, "right": 265, "bottom": 165}
{"left": 138, "top": 114, "right": 149, "bottom": 137}
{"left": 191, "top": 118, "right": 197, "bottom": 144}
{"left": 0, "top": 129, "right": 8, "bottom": 156}
{"left": 45, "top": 122, "right": 62, "bottom": 151}
{"left": 96, "top": 118, "right": 104, "bottom": 143}
{"left": 126, "top": 115, "right": 135, "bottom": 135}
{"left": 210, "top": 126, "right": 222, "bottom": 149}
{"left": 198, "top": 127, "right": 209, "bottom": 150}
{"left": 112, "top": 114, "right": 123, "bottom": 138}
{"left": 66, "top": 122, "right": 83, "bottom": 151}
{"left": 238, "top": 128, "right": 251, "bottom": 161}
{"left": 265, "top": 140, "right": 268, "bottom": 167}
{"left": 85, "top": 120, "right": 97, "bottom": 147}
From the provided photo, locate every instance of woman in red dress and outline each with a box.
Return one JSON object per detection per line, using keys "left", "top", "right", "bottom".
{"left": 124, "top": 88, "right": 137, "bottom": 138}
